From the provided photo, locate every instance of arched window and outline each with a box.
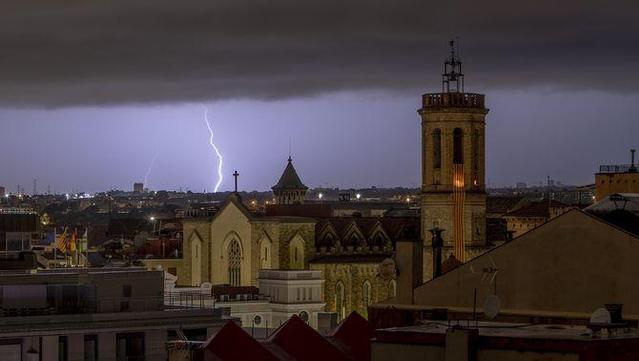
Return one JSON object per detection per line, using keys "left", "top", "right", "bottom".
{"left": 289, "top": 236, "right": 305, "bottom": 269}
{"left": 335, "top": 281, "right": 345, "bottom": 321}
{"left": 453, "top": 128, "right": 464, "bottom": 164}
{"left": 433, "top": 129, "right": 442, "bottom": 169}
{"left": 227, "top": 240, "right": 241, "bottom": 286}
{"left": 362, "top": 280, "right": 372, "bottom": 318}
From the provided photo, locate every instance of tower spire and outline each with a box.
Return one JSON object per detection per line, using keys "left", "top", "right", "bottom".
{"left": 442, "top": 38, "right": 464, "bottom": 93}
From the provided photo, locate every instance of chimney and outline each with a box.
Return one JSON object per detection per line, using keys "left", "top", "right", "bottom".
{"left": 430, "top": 227, "right": 444, "bottom": 278}
{"left": 394, "top": 225, "right": 422, "bottom": 305}
{"left": 630, "top": 149, "right": 637, "bottom": 172}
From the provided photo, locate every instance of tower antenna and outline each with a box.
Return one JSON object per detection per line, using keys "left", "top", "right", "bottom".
{"left": 442, "top": 38, "right": 464, "bottom": 93}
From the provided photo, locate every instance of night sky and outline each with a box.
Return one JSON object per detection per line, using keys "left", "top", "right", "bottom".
{"left": 1, "top": 0, "right": 637, "bottom": 193}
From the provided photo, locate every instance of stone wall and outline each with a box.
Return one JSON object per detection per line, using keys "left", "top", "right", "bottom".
{"left": 311, "top": 262, "right": 395, "bottom": 320}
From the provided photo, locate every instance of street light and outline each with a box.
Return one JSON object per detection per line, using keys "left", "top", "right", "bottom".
{"left": 356, "top": 193, "right": 361, "bottom": 200}
{"left": 318, "top": 193, "right": 323, "bottom": 200}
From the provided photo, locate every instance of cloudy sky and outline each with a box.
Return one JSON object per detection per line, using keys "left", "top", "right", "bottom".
{"left": 1, "top": 0, "right": 637, "bottom": 193}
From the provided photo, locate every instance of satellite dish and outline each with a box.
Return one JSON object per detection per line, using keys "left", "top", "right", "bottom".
{"left": 484, "top": 295, "right": 501, "bottom": 319}
{"left": 590, "top": 308, "right": 612, "bottom": 324}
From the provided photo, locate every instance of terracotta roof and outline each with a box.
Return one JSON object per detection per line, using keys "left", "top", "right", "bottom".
{"left": 504, "top": 200, "right": 568, "bottom": 218}
{"left": 265, "top": 204, "right": 332, "bottom": 218}
{"left": 272, "top": 158, "right": 308, "bottom": 191}
{"left": 267, "top": 315, "right": 351, "bottom": 361}
{"left": 486, "top": 196, "right": 524, "bottom": 215}
{"left": 203, "top": 321, "right": 279, "bottom": 361}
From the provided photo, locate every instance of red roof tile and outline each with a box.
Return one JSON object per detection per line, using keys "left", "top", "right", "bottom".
{"left": 267, "top": 315, "right": 352, "bottom": 361}
{"left": 330, "top": 312, "right": 375, "bottom": 361}
{"left": 203, "top": 321, "right": 279, "bottom": 361}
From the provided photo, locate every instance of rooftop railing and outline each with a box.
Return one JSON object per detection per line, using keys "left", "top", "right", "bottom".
{"left": 599, "top": 164, "right": 638, "bottom": 173}
{"left": 422, "top": 92, "right": 485, "bottom": 109}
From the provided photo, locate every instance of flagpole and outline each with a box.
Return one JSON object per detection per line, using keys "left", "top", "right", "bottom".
{"left": 53, "top": 227, "right": 57, "bottom": 268}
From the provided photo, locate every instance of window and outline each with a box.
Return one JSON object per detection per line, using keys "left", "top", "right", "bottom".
{"left": 433, "top": 128, "right": 442, "bottom": 169}
{"left": 335, "top": 281, "right": 345, "bottom": 321}
{"left": 297, "top": 288, "right": 301, "bottom": 301}
{"left": 389, "top": 280, "right": 396, "bottom": 297}
{"left": 84, "top": 335, "right": 98, "bottom": 361}
{"left": 58, "top": 336, "right": 68, "bottom": 361}
{"left": 453, "top": 128, "right": 464, "bottom": 164}
{"left": 228, "top": 240, "right": 241, "bottom": 286}
{"left": 362, "top": 281, "right": 372, "bottom": 318}
{"left": 299, "top": 311, "right": 309, "bottom": 323}
{"left": 253, "top": 315, "right": 262, "bottom": 325}
{"left": 116, "top": 333, "right": 144, "bottom": 361}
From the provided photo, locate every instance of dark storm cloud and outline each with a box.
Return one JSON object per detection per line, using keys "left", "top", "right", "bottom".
{"left": 0, "top": 0, "right": 637, "bottom": 106}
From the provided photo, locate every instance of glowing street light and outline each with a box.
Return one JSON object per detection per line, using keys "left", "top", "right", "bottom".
{"left": 318, "top": 193, "right": 323, "bottom": 200}
{"left": 356, "top": 193, "right": 361, "bottom": 200}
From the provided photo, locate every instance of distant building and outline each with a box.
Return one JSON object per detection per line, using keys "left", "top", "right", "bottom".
{"left": 595, "top": 149, "right": 639, "bottom": 201}
{"left": 272, "top": 157, "right": 308, "bottom": 205}
{"left": 515, "top": 182, "right": 527, "bottom": 189}
{"left": 133, "top": 182, "right": 144, "bottom": 193}
{"left": 502, "top": 199, "right": 573, "bottom": 238}
{"left": 0, "top": 210, "right": 40, "bottom": 259}
{"left": 164, "top": 269, "right": 326, "bottom": 329}
{"left": 0, "top": 268, "right": 228, "bottom": 361}
{"left": 0, "top": 186, "right": 5, "bottom": 197}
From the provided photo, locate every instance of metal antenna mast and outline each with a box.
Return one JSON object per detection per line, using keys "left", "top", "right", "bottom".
{"left": 442, "top": 38, "right": 464, "bottom": 93}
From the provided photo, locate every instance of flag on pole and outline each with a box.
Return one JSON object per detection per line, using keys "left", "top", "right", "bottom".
{"left": 78, "top": 228, "right": 88, "bottom": 252}
{"left": 56, "top": 227, "right": 69, "bottom": 252}
{"left": 70, "top": 229, "right": 77, "bottom": 252}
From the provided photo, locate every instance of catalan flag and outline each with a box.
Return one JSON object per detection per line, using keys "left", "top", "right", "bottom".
{"left": 69, "top": 228, "right": 77, "bottom": 252}
{"left": 56, "top": 227, "right": 69, "bottom": 252}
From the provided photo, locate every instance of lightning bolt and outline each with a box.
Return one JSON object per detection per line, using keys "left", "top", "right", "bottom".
{"left": 143, "top": 150, "right": 159, "bottom": 189}
{"left": 203, "top": 106, "right": 224, "bottom": 192}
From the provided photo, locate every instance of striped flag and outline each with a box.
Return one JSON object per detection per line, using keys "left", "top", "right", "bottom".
{"left": 56, "top": 227, "right": 69, "bottom": 252}
{"left": 69, "top": 229, "right": 78, "bottom": 252}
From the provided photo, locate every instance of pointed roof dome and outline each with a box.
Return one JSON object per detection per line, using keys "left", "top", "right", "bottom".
{"left": 272, "top": 157, "right": 308, "bottom": 191}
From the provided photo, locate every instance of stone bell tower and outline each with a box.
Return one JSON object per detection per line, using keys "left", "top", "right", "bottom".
{"left": 420, "top": 40, "right": 489, "bottom": 273}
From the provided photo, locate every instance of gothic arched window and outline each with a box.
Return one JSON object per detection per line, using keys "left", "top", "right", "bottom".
{"left": 453, "top": 128, "right": 464, "bottom": 164}
{"left": 335, "top": 281, "right": 345, "bottom": 321}
{"left": 433, "top": 128, "right": 442, "bottom": 169}
{"left": 227, "top": 239, "right": 241, "bottom": 286}
{"left": 362, "top": 280, "right": 372, "bottom": 318}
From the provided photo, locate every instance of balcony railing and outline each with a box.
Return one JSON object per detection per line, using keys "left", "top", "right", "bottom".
{"left": 422, "top": 93, "right": 485, "bottom": 109}
{"left": 599, "top": 164, "right": 638, "bottom": 173}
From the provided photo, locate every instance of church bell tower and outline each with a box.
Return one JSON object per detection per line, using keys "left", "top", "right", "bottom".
{"left": 420, "top": 40, "right": 488, "bottom": 264}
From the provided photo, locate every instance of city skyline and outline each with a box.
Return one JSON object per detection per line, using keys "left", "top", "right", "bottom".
{"left": 1, "top": 0, "right": 638, "bottom": 193}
